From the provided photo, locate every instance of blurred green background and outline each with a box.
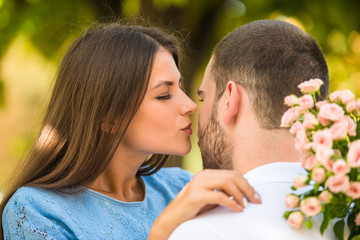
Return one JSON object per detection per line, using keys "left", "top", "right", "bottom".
{"left": 0, "top": 0, "right": 360, "bottom": 193}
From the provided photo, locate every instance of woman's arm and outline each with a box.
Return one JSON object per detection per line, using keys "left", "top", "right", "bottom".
{"left": 148, "top": 169, "right": 261, "bottom": 240}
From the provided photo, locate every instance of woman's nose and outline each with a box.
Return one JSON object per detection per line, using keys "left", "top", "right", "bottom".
{"left": 180, "top": 96, "right": 198, "bottom": 115}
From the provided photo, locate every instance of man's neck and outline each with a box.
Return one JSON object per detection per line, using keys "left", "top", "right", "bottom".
{"left": 232, "top": 128, "right": 301, "bottom": 175}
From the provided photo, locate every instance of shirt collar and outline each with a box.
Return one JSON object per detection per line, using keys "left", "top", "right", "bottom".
{"left": 243, "top": 162, "right": 307, "bottom": 186}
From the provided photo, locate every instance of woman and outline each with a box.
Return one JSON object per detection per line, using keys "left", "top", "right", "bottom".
{"left": 1, "top": 22, "right": 260, "bottom": 240}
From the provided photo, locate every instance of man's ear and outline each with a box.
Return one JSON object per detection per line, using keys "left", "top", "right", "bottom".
{"left": 223, "top": 81, "right": 240, "bottom": 126}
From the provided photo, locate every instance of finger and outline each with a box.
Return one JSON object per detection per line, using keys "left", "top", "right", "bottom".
{"left": 192, "top": 170, "right": 261, "bottom": 204}
{"left": 203, "top": 191, "right": 243, "bottom": 212}
{"left": 233, "top": 176, "right": 262, "bottom": 204}
{"left": 196, "top": 171, "right": 261, "bottom": 205}
{"left": 213, "top": 182, "right": 246, "bottom": 208}
{"left": 198, "top": 204, "right": 218, "bottom": 215}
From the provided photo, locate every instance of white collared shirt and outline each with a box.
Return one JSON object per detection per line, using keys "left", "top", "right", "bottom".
{"left": 169, "top": 162, "right": 338, "bottom": 240}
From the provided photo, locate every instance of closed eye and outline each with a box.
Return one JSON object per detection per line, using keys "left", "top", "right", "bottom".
{"left": 156, "top": 94, "right": 172, "bottom": 100}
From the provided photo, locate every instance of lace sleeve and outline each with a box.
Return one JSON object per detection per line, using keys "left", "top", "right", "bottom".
{"left": 2, "top": 193, "right": 74, "bottom": 240}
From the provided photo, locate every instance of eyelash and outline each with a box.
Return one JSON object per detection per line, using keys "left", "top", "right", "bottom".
{"left": 157, "top": 94, "right": 172, "bottom": 100}
{"left": 198, "top": 98, "right": 204, "bottom": 102}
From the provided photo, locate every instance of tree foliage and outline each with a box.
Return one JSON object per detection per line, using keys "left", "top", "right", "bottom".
{"left": 0, "top": 0, "right": 359, "bottom": 179}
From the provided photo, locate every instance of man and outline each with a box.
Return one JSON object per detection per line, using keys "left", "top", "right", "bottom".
{"left": 169, "top": 20, "right": 336, "bottom": 239}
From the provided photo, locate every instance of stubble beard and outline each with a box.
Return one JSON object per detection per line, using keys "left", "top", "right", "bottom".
{"left": 198, "top": 105, "right": 233, "bottom": 170}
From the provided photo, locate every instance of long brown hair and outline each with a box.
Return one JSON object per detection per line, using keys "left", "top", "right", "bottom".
{"left": 0, "top": 22, "right": 181, "bottom": 237}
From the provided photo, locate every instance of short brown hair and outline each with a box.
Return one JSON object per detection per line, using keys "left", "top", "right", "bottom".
{"left": 212, "top": 20, "right": 329, "bottom": 129}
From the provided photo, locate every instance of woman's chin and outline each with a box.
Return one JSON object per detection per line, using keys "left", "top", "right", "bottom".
{"left": 175, "top": 144, "right": 192, "bottom": 156}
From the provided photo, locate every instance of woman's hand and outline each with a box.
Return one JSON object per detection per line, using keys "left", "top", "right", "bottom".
{"left": 148, "top": 169, "right": 261, "bottom": 240}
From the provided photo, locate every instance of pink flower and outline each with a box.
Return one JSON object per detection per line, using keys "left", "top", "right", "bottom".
{"left": 347, "top": 140, "right": 360, "bottom": 168}
{"left": 297, "top": 78, "right": 324, "bottom": 94}
{"left": 299, "top": 95, "right": 314, "bottom": 110}
{"left": 330, "top": 89, "right": 354, "bottom": 104}
{"left": 329, "top": 91, "right": 341, "bottom": 102}
{"left": 311, "top": 167, "right": 326, "bottom": 183}
{"left": 330, "top": 120, "right": 348, "bottom": 140}
{"left": 356, "top": 213, "right": 360, "bottom": 226}
{"left": 332, "top": 159, "right": 350, "bottom": 175}
{"left": 288, "top": 211, "right": 304, "bottom": 228}
{"left": 303, "top": 112, "right": 319, "bottom": 130}
{"left": 281, "top": 107, "right": 301, "bottom": 127}
{"left": 285, "top": 194, "right": 299, "bottom": 209}
{"left": 284, "top": 95, "right": 299, "bottom": 107}
{"left": 315, "top": 145, "right": 334, "bottom": 169}
{"left": 316, "top": 100, "right": 329, "bottom": 109}
{"left": 318, "top": 103, "right": 345, "bottom": 122}
{"left": 295, "top": 128, "right": 308, "bottom": 151}
{"left": 318, "top": 190, "right": 332, "bottom": 203}
{"left": 344, "top": 116, "right": 357, "bottom": 136}
{"left": 301, "top": 155, "right": 317, "bottom": 171}
{"left": 325, "top": 175, "right": 350, "bottom": 193}
{"left": 346, "top": 100, "right": 358, "bottom": 113}
{"left": 300, "top": 197, "right": 322, "bottom": 217}
{"left": 293, "top": 175, "right": 308, "bottom": 189}
{"left": 290, "top": 121, "right": 303, "bottom": 135}
{"left": 313, "top": 129, "right": 333, "bottom": 149}
{"left": 317, "top": 115, "right": 330, "bottom": 127}
{"left": 345, "top": 182, "right": 360, "bottom": 199}
{"left": 315, "top": 147, "right": 334, "bottom": 171}
{"left": 339, "top": 89, "right": 355, "bottom": 104}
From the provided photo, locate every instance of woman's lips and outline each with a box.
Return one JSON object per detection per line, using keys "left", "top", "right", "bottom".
{"left": 181, "top": 123, "right": 192, "bottom": 135}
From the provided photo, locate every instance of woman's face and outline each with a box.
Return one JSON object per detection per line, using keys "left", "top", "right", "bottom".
{"left": 122, "top": 47, "right": 198, "bottom": 156}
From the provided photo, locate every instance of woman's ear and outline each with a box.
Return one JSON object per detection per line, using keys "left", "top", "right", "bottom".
{"left": 223, "top": 81, "right": 240, "bottom": 126}
{"left": 101, "top": 115, "right": 116, "bottom": 134}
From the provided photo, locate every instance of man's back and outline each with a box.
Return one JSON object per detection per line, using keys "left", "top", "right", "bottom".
{"left": 169, "top": 162, "right": 337, "bottom": 240}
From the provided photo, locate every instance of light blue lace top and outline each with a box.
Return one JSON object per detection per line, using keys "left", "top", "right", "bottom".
{"left": 2, "top": 167, "right": 193, "bottom": 240}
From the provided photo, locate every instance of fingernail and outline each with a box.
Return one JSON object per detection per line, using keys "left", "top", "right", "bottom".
{"left": 243, "top": 198, "right": 248, "bottom": 208}
{"left": 254, "top": 192, "right": 261, "bottom": 202}
{"left": 236, "top": 204, "right": 243, "bottom": 211}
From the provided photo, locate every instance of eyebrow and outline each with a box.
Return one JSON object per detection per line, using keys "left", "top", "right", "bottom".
{"left": 152, "top": 76, "right": 183, "bottom": 90}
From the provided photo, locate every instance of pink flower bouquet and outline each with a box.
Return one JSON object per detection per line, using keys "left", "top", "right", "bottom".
{"left": 282, "top": 78, "right": 360, "bottom": 240}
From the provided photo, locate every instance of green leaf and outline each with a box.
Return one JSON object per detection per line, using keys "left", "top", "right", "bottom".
{"left": 333, "top": 219, "right": 345, "bottom": 240}
{"left": 332, "top": 204, "right": 349, "bottom": 218}
{"left": 314, "top": 183, "right": 320, "bottom": 194}
{"left": 283, "top": 211, "right": 291, "bottom": 219}
{"left": 348, "top": 169, "right": 358, "bottom": 181}
{"left": 348, "top": 211, "right": 356, "bottom": 231}
{"left": 321, "top": 207, "right": 331, "bottom": 234}
{"left": 326, "top": 171, "right": 334, "bottom": 178}
{"left": 351, "top": 234, "right": 360, "bottom": 240}
{"left": 305, "top": 218, "right": 313, "bottom": 229}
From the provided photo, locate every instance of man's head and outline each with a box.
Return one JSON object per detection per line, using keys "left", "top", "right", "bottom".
{"left": 198, "top": 20, "right": 329, "bottom": 170}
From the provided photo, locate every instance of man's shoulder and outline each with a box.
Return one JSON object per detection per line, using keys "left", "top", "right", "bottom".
{"left": 169, "top": 181, "right": 335, "bottom": 240}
